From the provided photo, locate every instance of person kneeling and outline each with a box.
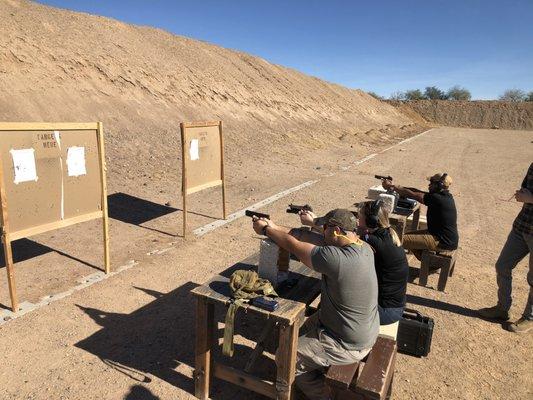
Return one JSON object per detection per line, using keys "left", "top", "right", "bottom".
{"left": 252, "top": 209, "right": 379, "bottom": 400}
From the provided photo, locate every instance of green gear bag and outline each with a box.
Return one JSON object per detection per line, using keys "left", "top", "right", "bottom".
{"left": 222, "top": 270, "right": 278, "bottom": 357}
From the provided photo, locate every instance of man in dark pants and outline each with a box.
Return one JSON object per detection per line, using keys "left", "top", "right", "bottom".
{"left": 479, "top": 163, "right": 533, "bottom": 333}
{"left": 381, "top": 173, "right": 459, "bottom": 260}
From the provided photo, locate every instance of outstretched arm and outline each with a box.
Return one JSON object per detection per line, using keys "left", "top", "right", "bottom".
{"left": 382, "top": 179, "right": 426, "bottom": 204}
{"left": 253, "top": 218, "right": 316, "bottom": 269}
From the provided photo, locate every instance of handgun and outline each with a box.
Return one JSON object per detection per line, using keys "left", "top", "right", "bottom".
{"left": 286, "top": 204, "right": 313, "bottom": 214}
{"left": 245, "top": 210, "right": 270, "bottom": 219}
{"left": 375, "top": 175, "right": 393, "bottom": 181}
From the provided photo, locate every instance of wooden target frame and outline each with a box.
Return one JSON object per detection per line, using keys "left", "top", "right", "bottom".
{"left": 180, "top": 121, "right": 226, "bottom": 237}
{"left": 0, "top": 122, "right": 110, "bottom": 312}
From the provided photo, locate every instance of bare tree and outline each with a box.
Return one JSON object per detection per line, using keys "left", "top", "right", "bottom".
{"left": 499, "top": 89, "right": 527, "bottom": 102}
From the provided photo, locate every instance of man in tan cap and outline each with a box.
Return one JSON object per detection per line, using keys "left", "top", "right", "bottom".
{"left": 382, "top": 173, "right": 459, "bottom": 260}
{"left": 252, "top": 209, "right": 379, "bottom": 400}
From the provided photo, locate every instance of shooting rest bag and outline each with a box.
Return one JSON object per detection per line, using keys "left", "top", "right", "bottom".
{"left": 223, "top": 270, "right": 278, "bottom": 357}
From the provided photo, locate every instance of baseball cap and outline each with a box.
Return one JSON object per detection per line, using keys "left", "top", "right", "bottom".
{"left": 427, "top": 173, "right": 453, "bottom": 188}
{"left": 314, "top": 209, "right": 358, "bottom": 232}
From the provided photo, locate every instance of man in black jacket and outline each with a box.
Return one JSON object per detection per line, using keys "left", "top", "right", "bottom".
{"left": 382, "top": 173, "right": 459, "bottom": 260}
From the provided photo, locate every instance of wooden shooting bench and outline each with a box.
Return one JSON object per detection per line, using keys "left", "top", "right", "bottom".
{"left": 326, "top": 335, "right": 397, "bottom": 400}
{"left": 388, "top": 203, "right": 421, "bottom": 243}
{"left": 191, "top": 262, "right": 321, "bottom": 400}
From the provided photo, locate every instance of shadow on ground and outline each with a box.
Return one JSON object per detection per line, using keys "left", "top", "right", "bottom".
{"left": 75, "top": 256, "right": 282, "bottom": 399}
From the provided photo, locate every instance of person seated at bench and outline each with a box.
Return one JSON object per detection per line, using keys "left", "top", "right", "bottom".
{"left": 358, "top": 200, "right": 408, "bottom": 326}
{"left": 381, "top": 173, "right": 459, "bottom": 260}
{"left": 252, "top": 209, "right": 379, "bottom": 400}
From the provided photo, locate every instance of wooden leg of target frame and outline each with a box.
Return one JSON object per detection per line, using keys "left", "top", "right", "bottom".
{"left": 2, "top": 232, "right": 18, "bottom": 312}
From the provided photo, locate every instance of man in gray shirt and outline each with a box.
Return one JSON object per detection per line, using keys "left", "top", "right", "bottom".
{"left": 253, "top": 209, "right": 379, "bottom": 400}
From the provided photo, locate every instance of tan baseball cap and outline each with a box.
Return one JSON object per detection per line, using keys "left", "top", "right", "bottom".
{"left": 427, "top": 173, "right": 453, "bottom": 188}
{"left": 314, "top": 209, "right": 358, "bottom": 232}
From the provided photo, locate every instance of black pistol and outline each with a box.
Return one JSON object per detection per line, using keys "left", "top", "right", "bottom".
{"left": 375, "top": 174, "right": 393, "bottom": 181}
{"left": 286, "top": 204, "right": 313, "bottom": 214}
{"left": 245, "top": 210, "right": 270, "bottom": 219}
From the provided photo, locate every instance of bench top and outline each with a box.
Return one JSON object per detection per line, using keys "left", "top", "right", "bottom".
{"left": 191, "top": 261, "right": 321, "bottom": 325}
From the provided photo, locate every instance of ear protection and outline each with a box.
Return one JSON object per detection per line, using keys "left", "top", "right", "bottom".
{"left": 365, "top": 199, "right": 382, "bottom": 229}
{"left": 436, "top": 173, "right": 448, "bottom": 191}
{"left": 332, "top": 229, "right": 363, "bottom": 246}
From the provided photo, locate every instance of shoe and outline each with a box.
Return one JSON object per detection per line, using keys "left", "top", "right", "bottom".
{"left": 507, "top": 317, "right": 533, "bottom": 333}
{"left": 478, "top": 305, "right": 509, "bottom": 321}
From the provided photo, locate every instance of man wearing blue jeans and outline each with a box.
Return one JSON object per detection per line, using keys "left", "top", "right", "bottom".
{"left": 479, "top": 163, "right": 533, "bottom": 333}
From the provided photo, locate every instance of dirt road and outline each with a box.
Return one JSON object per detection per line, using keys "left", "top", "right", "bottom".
{"left": 1, "top": 127, "right": 532, "bottom": 400}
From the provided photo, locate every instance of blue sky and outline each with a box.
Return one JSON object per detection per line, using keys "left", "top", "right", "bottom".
{"left": 37, "top": 0, "right": 533, "bottom": 99}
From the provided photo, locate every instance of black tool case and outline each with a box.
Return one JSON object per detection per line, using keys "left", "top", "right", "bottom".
{"left": 397, "top": 308, "right": 434, "bottom": 357}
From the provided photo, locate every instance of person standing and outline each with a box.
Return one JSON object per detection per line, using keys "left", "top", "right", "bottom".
{"left": 479, "top": 163, "right": 533, "bottom": 333}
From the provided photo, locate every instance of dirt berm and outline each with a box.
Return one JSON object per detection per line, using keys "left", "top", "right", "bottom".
{"left": 390, "top": 100, "right": 533, "bottom": 130}
{"left": 0, "top": 0, "right": 421, "bottom": 197}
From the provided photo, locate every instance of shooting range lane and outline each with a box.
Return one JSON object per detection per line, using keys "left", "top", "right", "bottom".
{"left": 1, "top": 127, "right": 531, "bottom": 400}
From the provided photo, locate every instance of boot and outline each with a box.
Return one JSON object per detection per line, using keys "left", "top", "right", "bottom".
{"left": 507, "top": 317, "right": 533, "bottom": 333}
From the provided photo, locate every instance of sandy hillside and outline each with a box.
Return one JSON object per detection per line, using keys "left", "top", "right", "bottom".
{"left": 0, "top": 0, "right": 419, "bottom": 198}
{"left": 391, "top": 100, "right": 533, "bottom": 130}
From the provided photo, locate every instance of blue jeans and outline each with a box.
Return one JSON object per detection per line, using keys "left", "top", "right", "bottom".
{"left": 496, "top": 229, "right": 533, "bottom": 320}
{"left": 378, "top": 305, "right": 404, "bottom": 325}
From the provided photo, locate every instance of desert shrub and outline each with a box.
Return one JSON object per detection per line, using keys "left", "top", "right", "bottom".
{"left": 404, "top": 89, "right": 425, "bottom": 100}
{"left": 446, "top": 86, "right": 471, "bottom": 101}
{"left": 499, "top": 89, "right": 527, "bottom": 102}
{"left": 424, "top": 86, "right": 447, "bottom": 100}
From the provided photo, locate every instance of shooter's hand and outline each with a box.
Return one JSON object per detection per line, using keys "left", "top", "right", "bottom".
{"left": 382, "top": 179, "right": 394, "bottom": 191}
{"left": 515, "top": 188, "right": 533, "bottom": 204}
{"left": 253, "top": 217, "right": 278, "bottom": 235}
{"left": 299, "top": 210, "right": 317, "bottom": 226}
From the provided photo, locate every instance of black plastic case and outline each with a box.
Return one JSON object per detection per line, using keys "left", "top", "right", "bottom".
{"left": 397, "top": 308, "right": 434, "bottom": 357}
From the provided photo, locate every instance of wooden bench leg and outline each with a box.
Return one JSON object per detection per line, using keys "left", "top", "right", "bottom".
{"left": 276, "top": 320, "right": 299, "bottom": 400}
{"left": 449, "top": 259, "right": 456, "bottom": 277}
{"left": 419, "top": 251, "right": 430, "bottom": 287}
{"left": 194, "top": 297, "right": 214, "bottom": 400}
{"left": 437, "top": 261, "right": 451, "bottom": 291}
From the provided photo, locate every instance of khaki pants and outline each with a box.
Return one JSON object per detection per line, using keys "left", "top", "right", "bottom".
{"left": 402, "top": 229, "right": 439, "bottom": 261}
{"left": 293, "top": 315, "right": 372, "bottom": 400}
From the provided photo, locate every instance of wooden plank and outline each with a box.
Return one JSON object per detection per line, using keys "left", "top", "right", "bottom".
{"left": 96, "top": 122, "right": 110, "bottom": 274}
{"left": 181, "top": 121, "right": 221, "bottom": 129}
{"left": 9, "top": 211, "right": 104, "bottom": 241}
{"left": 194, "top": 297, "right": 214, "bottom": 400}
{"left": 276, "top": 320, "right": 300, "bottom": 400}
{"left": 419, "top": 251, "right": 430, "bottom": 287}
{"left": 186, "top": 179, "right": 223, "bottom": 195}
{"left": 213, "top": 363, "right": 277, "bottom": 399}
{"left": 326, "top": 362, "right": 360, "bottom": 390}
{"left": 180, "top": 122, "right": 188, "bottom": 238}
{"left": 410, "top": 206, "right": 421, "bottom": 231}
{"left": 355, "top": 336, "right": 397, "bottom": 400}
{"left": 0, "top": 156, "right": 18, "bottom": 312}
{"left": 219, "top": 121, "right": 227, "bottom": 220}
{"left": 0, "top": 122, "right": 99, "bottom": 131}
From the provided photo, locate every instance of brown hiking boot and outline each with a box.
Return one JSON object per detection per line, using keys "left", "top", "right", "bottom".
{"left": 478, "top": 305, "right": 509, "bottom": 321}
{"left": 507, "top": 318, "right": 533, "bottom": 333}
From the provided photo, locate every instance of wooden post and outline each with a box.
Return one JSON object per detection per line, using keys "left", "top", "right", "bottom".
{"left": 194, "top": 297, "right": 214, "bottom": 400}
{"left": 0, "top": 157, "right": 18, "bottom": 312}
{"left": 411, "top": 207, "right": 421, "bottom": 231}
{"left": 180, "top": 123, "right": 188, "bottom": 238}
{"left": 219, "top": 121, "right": 227, "bottom": 220}
{"left": 276, "top": 319, "right": 300, "bottom": 400}
{"left": 97, "top": 122, "right": 110, "bottom": 274}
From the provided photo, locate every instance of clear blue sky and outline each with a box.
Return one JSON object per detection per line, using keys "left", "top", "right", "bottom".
{"left": 37, "top": 0, "right": 533, "bottom": 99}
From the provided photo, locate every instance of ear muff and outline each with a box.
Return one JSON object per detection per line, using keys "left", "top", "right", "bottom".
{"left": 437, "top": 173, "right": 448, "bottom": 191}
{"left": 365, "top": 200, "right": 382, "bottom": 229}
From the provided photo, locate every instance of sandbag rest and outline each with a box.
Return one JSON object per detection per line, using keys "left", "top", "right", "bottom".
{"left": 325, "top": 335, "right": 397, "bottom": 400}
{"left": 419, "top": 249, "right": 457, "bottom": 291}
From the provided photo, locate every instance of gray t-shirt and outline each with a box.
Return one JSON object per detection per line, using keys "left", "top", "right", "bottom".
{"left": 311, "top": 242, "right": 379, "bottom": 351}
